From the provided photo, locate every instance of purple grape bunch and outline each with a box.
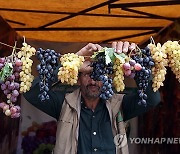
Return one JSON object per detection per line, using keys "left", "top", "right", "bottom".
{"left": 90, "top": 53, "right": 114, "bottom": 100}
{"left": 36, "top": 48, "right": 60, "bottom": 101}
{"left": 0, "top": 57, "right": 22, "bottom": 118}
{"left": 132, "top": 46, "right": 155, "bottom": 106}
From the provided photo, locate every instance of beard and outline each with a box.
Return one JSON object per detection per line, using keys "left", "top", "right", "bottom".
{"left": 81, "top": 84, "right": 101, "bottom": 99}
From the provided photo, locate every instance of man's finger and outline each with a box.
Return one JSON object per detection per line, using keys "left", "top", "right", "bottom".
{"left": 123, "top": 41, "right": 129, "bottom": 53}
{"left": 116, "top": 41, "right": 123, "bottom": 54}
{"left": 129, "top": 43, "right": 136, "bottom": 51}
{"left": 87, "top": 43, "right": 98, "bottom": 51}
{"left": 95, "top": 44, "right": 102, "bottom": 51}
{"left": 112, "top": 42, "right": 117, "bottom": 52}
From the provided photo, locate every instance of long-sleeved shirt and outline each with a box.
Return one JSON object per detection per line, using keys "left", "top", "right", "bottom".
{"left": 23, "top": 78, "right": 160, "bottom": 154}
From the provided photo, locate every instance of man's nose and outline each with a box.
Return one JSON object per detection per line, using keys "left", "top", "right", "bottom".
{"left": 90, "top": 78, "right": 96, "bottom": 85}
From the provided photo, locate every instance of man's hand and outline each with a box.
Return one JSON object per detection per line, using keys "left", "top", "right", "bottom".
{"left": 76, "top": 43, "right": 102, "bottom": 58}
{"left": 112, "top": 41, "right": 136, "bottom": 54}
{"left": 78, "top": 42, "right": 136, "bottom": 73}
{"left": 77, "top": 43, "right": 102, "bottom": 73}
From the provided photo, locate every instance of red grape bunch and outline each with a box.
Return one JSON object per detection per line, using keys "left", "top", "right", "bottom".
{"left": 0, "top": 56, "right": 22, "bottom": 118}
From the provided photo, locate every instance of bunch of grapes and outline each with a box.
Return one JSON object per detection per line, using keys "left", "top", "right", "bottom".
{"left": 36, "top": 48, "right": 60, "bottom": 101}
{"left": 17, "top": 42, "right": 36, "bottom": 93}
{"left": 58, "top": 53, "right": 84, "bottom": 85}
{"left": 91, "top": 52, "right": 114, "bottom": 100}
{"left": 148, "top": 43, "right": 168, "bottom": 91}
{"left": 113, "top": 58, "right": 125, "bottom": 92}
{"left": 163, "top": 41, "right": 180, "bottom": 82}
{"left": 0, "top": 56, "right": 22, "bottom": 118}
{"left": 113, "top": 53, "right": 143, "bottom": 92}
{"left": 132, "top": 47, "right": 155, "bottom": 106}
{"left": 123, "top": 59, "right": 143, "bottom": 77}
{"left": 0, "top": 102, "right": 20, "bottom": 118}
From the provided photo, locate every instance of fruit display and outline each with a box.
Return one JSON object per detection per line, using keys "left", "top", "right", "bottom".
{"left": 0, "top": 39, "right": 180, "bottom": 118}
{"left": 0, "top": 41, "right": 35, "bottom": 118}
{"left": 90, "top": 47, "right": 153, "bottom": 104}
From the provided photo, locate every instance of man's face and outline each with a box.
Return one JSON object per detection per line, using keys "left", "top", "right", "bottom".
{"left": 78, "top": 72, "right": 103, "bottom": 99}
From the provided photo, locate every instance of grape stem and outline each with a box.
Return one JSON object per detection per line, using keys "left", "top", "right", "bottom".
{"left": 136, "top": 45, "right": 147, "bottom": 58}
{"left": 11, "top": 41, "right": 17, "bottom": 62}
{"left": 136, "top": 45, "right": 143, "bottom": 57}
{"left": 52, "top": 81, "right": 60, "bottom": 87}
{"left": 150, "top": 36, "right": 155, "bottom": 45}
{"left": 128, "top": 48, "right": 134, "bottom": 59}
{"left": 23, "top": 36, "right": 26, "bottom": 44}
{"left": 0, "top": 41, "right": 92, "bottom": 58}
{"left": 0, "top": 41, "right": 21, "bottom": 50}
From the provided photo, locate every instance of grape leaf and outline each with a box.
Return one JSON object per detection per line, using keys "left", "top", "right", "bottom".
{"left": 0, "top": 63, "right": 13, "bottom": 81}
{"left": 105, "top": 47, "right": 115, "bottom": 65}
{"left": 114, "top": 52, "right": 126, "bottom": 63}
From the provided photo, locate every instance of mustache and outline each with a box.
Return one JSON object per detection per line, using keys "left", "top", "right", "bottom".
{"left": 87, "top": 84, "right": 100, "bottom": 89}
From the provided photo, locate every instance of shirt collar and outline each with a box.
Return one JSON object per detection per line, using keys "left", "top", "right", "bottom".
{"left": 81, "top": 97, "right": 106, "bottom": 113}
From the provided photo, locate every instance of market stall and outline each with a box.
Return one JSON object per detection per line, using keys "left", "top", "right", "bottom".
{"left": 0, "top": 1, "right": 179, "bottom": 153}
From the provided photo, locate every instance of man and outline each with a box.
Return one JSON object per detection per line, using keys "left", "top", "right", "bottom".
{"left": 24, "top": 42, "right": 160, "bottom": 154}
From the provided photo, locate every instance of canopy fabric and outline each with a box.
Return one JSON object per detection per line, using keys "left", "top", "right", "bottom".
{"left": 0, "top": 0, "right": 180, "bottom": 43}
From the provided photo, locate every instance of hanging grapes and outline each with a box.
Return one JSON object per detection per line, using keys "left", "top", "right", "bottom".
{"left": 0, "top": 37, "right": 180, "bottom": 118}
{"left": 36, "top": 48, "right": 60, "bottom": 101}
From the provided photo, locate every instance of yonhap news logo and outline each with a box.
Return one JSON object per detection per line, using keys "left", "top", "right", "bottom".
{"left": 114, "top": 133, "right": 128, "bottom": 148}
{"left": 129, "top": 137, "right": 180, "bottom": 144}
{"left": 114, "top": 135, "right": 180, "bottom": 147}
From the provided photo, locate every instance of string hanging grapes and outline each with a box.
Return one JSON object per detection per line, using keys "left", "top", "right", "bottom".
{"left": 0, "top": 37, "right": 180, "bottom": 118}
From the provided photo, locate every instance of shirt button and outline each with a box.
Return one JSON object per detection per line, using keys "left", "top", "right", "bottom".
{"left": 93, "top": 132, "right": 97, "bottom": 135}
{"left": 94, "top": 148, "right": 98, "bottom": 152}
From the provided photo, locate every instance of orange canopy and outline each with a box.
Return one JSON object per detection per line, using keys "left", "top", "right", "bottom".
{"left": 0, "top": 0, "right": 180, "bottom": 43}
